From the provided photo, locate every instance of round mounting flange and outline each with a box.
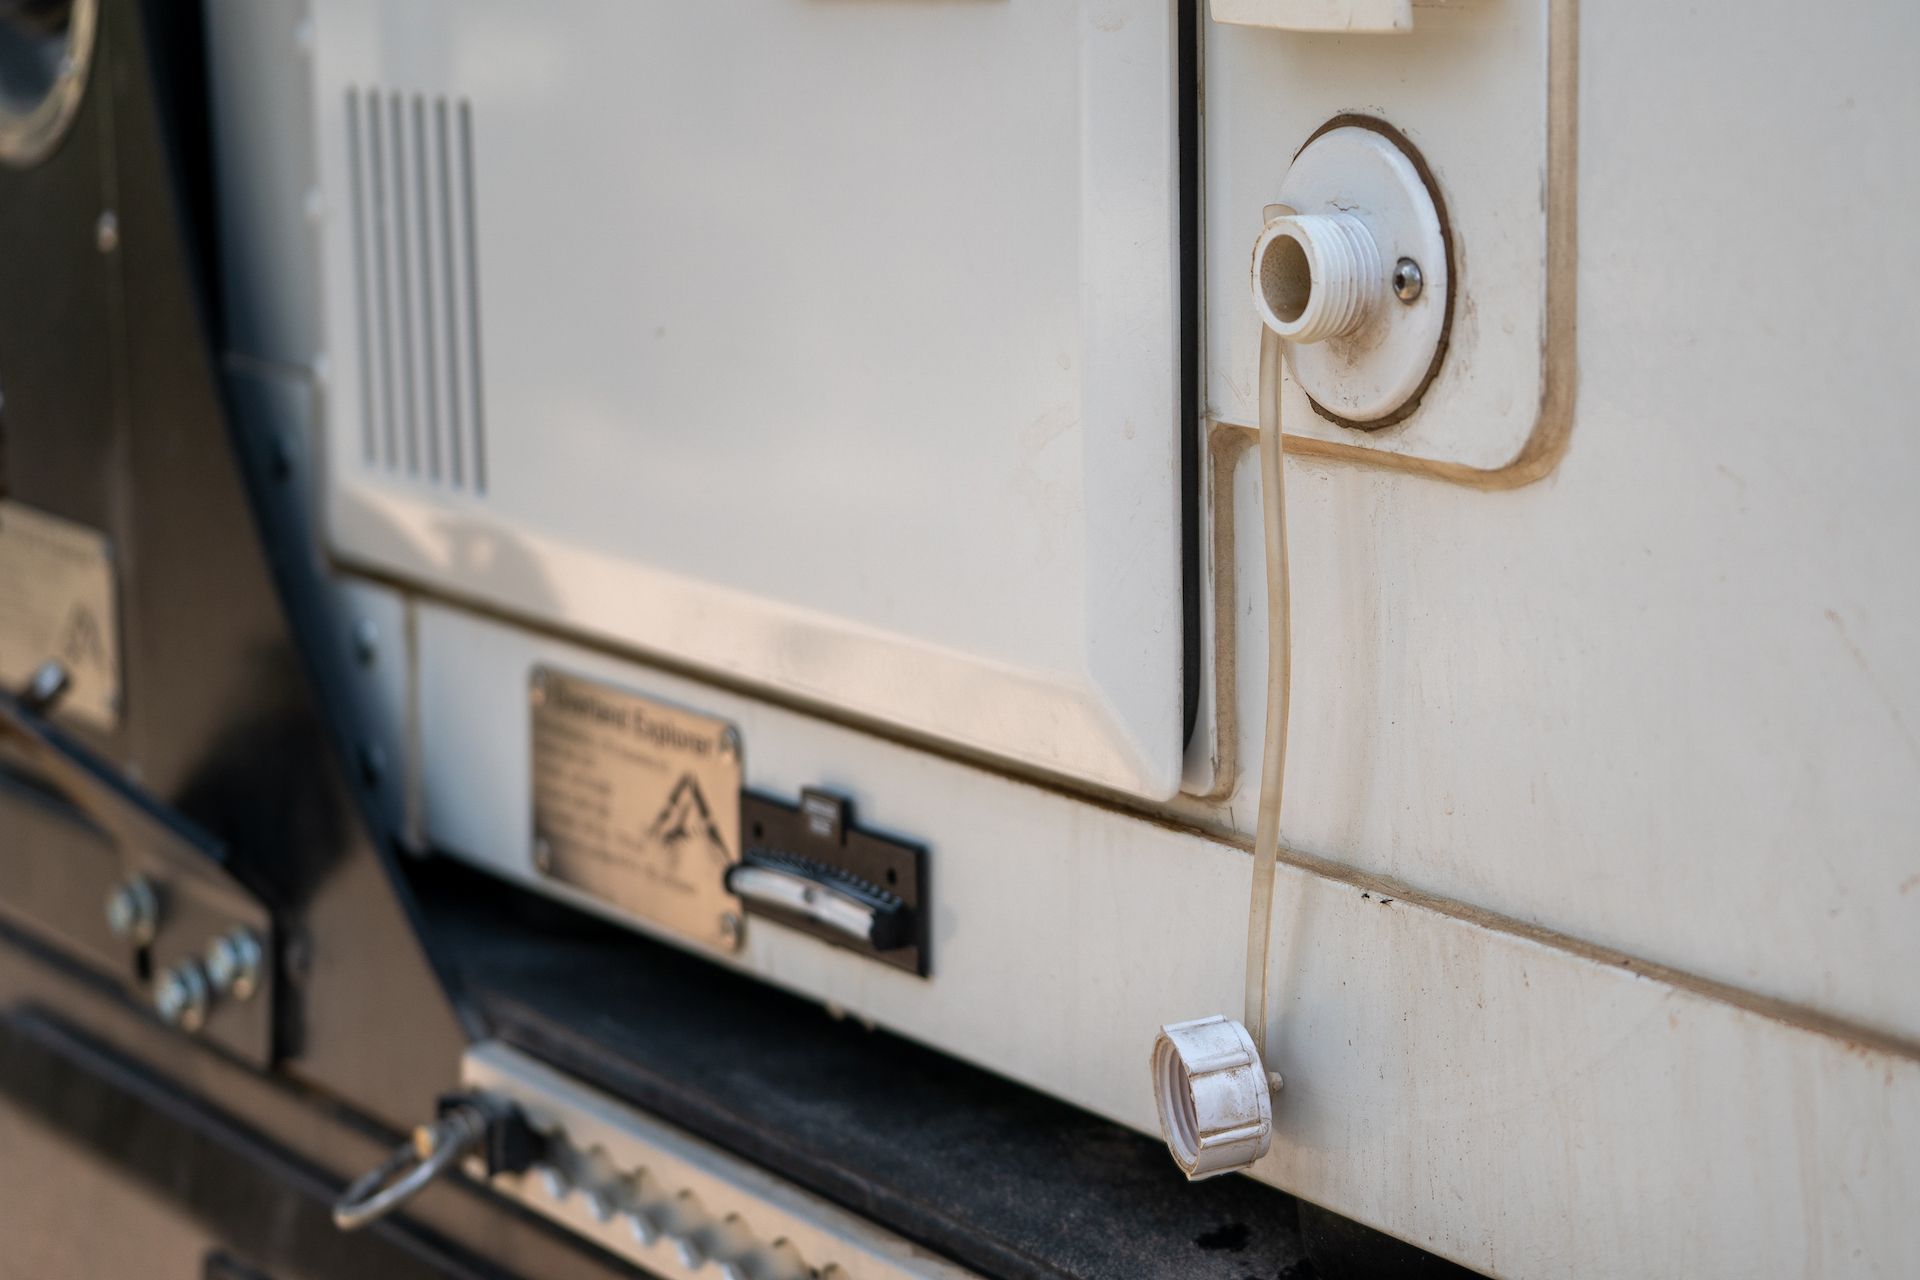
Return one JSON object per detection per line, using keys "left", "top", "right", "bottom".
{"left": 1265, "top": 124, "right": 1449, "bottom": 426}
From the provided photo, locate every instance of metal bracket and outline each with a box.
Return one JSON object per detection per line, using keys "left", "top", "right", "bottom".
{"left": 460, "top": 1042, "right": 979, "bottom": 1280}
{"left": 0, "top": 663, "right": 277, "bottom": 1065}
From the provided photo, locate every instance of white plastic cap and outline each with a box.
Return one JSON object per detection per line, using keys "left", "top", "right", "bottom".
{"left": 1151, "top": 1015, "right": 1275, "bottom": 1180}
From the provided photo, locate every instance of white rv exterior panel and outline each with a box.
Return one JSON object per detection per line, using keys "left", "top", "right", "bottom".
{"left": 204, "top": 0, "right": 1920, "bottom": 1273}
{"left": 1206, "top": 0, "right": 1564, "bottom": 474}
{"left": 306, "top": 0, "right": 1187, "bottom": 799}
{"left": 1183, "top": 0, "right": 1920, "bottom": 1049}
{"left": 409, "top": 600, "right": 1920, "bottom": 1280}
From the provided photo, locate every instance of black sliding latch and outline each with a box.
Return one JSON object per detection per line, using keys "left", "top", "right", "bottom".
{"left": 728, "top": 788, "right": 929, "bottom": 977}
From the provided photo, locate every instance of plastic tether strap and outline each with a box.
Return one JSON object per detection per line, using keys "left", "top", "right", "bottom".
{"left": 1244, "top": 326, "right": 1292, "bottom": 1058}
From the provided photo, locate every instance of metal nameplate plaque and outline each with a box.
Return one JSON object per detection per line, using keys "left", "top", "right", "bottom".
{"left": 530, "top": 668, "right": 742, "bottom": 951}
{"left": 0, "top": 501, "right": 120, "bottom": 730}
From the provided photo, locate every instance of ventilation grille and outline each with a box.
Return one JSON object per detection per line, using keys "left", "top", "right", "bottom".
{"left": 345, "top": 89, "right": 487, "bottom": 493}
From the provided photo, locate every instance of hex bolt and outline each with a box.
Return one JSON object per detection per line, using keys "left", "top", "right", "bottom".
{"left": 204, "top": 928, "right": 264, "bottom": 1001}
{"left": 105, "top": 876, "right": 161, "bottom": 946}
{"left": 153, "top": 961, "right": 212, "bottom": 1034}
{"left": 1391, "top": 256, "right": 1425, "bottom": 303}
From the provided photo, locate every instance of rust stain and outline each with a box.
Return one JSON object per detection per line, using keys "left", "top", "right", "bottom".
{"left": 1193, "top": 422, "right": 1258, "bottom": 801}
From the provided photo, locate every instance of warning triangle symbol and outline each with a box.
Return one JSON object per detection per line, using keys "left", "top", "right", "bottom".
{"left": 58, "top": 605, "right": 105, "bottom": 670}
{"left": 647, "top": 774, "right": 731, "bottom": 869}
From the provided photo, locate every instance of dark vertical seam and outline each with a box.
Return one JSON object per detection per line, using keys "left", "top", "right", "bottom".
{"left": 345, "top": 89, "right": 375, "bottom": 466}
{"left": 367, "top": 90, "right": 396, "bottom": 469}
{"left": 413, "top": 95, "right": 441, "bottom": 483}
{"left": 436, "top": 98, "right": 465, "bottom": 489}
{"left": 459, "top": 101, "right": 487, "bottom": 495}
{"left": 390, "top": 92, "right": 419, "bottom": 477}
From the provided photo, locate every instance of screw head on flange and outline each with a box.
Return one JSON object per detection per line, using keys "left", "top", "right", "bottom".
{"left": 1391, "top": 257, "right": 1424, "bottom": 303}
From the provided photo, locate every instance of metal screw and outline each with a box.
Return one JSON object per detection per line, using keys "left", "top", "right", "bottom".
{"left": 153, "top": 962, "right": 211, "bottom": 1033}
{"left": 95, "top": 210, "right": 119, "bottom": 254}
{"left": 533, "top": 838, "right": 555, "bottom": 874}
{"left": 1391, "top": 257, "right": 1424, "bottom": 303}
{"left": 105, "top": 876, "right": 161, "bottom": 946}
{"left": 718, "top": 913, "right": 742, "bottom": 947}
{"left": 205, "top": 928, "right": 263, "bottom": 1001}
{"left": 351, "top": 617, "right": 380, "bottom": 666}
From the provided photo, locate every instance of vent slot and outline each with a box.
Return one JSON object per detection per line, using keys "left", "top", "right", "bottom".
{"left": 346, "top": 88, "right": 487, "bottom": 493}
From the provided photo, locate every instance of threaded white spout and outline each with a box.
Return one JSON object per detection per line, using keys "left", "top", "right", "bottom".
{"left": 1250, "top": 213, "right": 1383, "bottom": 343}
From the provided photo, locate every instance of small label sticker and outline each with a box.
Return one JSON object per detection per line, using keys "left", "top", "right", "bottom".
{"left": 529, "top": 668, "right": 742, "bottom": 951}
{"left": 0, "top": 501, "right": 120, "bottom": 729}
